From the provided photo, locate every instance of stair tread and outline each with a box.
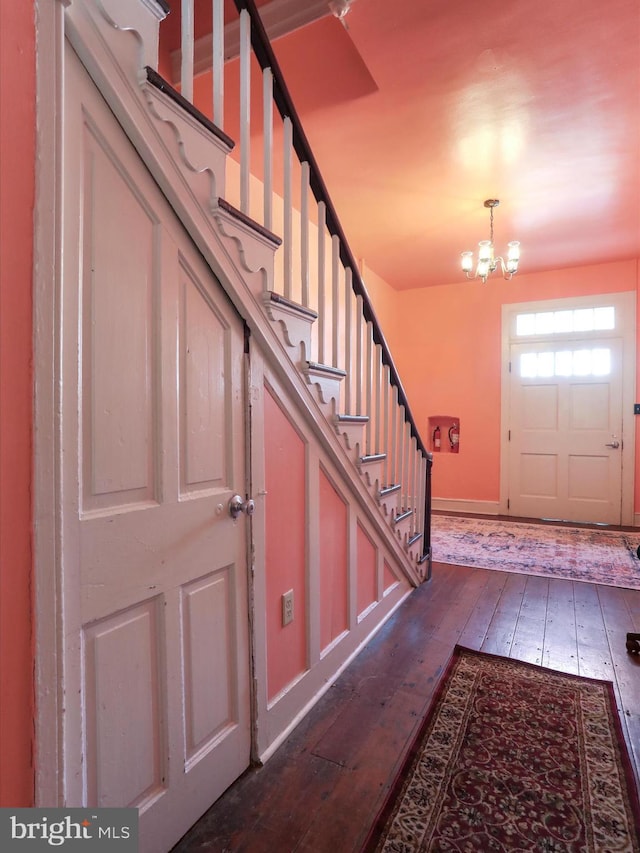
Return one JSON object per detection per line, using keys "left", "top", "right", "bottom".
{"left": 360, "top": 453, "right": 386, "bottom": 464}
{"left": 393, "top": 508, "right": 413, "bottom": 524}
{"left": 418, "top": 548, "right": 431, "bottom": 566}
{"left": 305, "top": 361, "right": 347, "bottom": 378}
{"left": 379, "top": 483, "right": 401, "bottom": 496}
{"left": 145, "top": 67, "right": 235, "bottom": 150}
{"left": 336, "top": 414, "right": 369, "bottom": 424}
{"left": 217, "top": 198, "right": 282, "bottom": 246}
{"left": 266, "top": 291, "right": 318, "bottom": 320}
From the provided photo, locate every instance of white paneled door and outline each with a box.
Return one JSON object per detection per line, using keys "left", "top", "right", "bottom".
{"left": 60, "top": 45, "right": 251, "bottom": 851}
{"left": 508, "top": 338, "right": 624, "bottom": 524}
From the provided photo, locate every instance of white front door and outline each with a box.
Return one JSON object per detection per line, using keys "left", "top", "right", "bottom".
{"left": 59, "top": 44, "right": 251, "bottom": 852}
{"left": 508, "top": 338, "right": 624, "bottom": 524}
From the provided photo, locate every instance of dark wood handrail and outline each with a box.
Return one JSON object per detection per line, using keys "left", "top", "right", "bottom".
{"left": 232, "top": 0, "right": 428, "bottom": 460}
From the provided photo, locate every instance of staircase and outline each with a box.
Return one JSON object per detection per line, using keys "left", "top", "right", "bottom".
{"left": 63, "top": 0, "right": 432, "bottom": 762}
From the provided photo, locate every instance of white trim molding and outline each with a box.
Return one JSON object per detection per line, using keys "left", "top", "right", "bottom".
{"left": 432, "top": 498, "right": 500, "bottom": 516}
{"left": 34, "top": 0, "right": 67, "bottom": 808}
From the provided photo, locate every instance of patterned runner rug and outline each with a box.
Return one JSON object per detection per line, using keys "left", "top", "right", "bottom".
{"left": 432, "top": 514, "right": 640, "bottom": 589}
{"left": 363, "top": 647, "right": 640, "bottom": 852}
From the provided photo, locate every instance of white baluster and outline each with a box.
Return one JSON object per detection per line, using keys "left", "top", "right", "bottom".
{"left": 403, "top": 421, "right": 411, "bottom": 514}
{"left": 283, "top": 117, "right": 293, "bottom": 300}
{"left": 317, "top": 202, "right": 326, "bottom": 365}
{"left": 365, "top": 323, "right": 373, "bottom": 455}
{"left": 390, "top": 385, "right": 398, "bottom": 487}
{"left": 417, "top": 454, "right": 427, "bottom": 542}
{"left": 383, "top": 365, "right": 390, "bottom": 486}
{"left": 331, "top": 236, "right": 340, "bottom": 368}
{"left": 212, "top": 0, "right": 224, "bottom": 127}
{"left": 397, "top": 406, "right": 406, "bottom": 513}
{"left": 181, "top": 0, "right": 194, "bottom": 103}
{"left": 410, "top": 437, "right": 418, "bottom": 535}
{"left": 374, "top": 345, "right": 382, "bottom": 455}
{"left": 355, "top": 296, "right": 364, "bottom": 415}
{"left": 344, "top": 272, "right": 353, "bottom": 412}
{"left": 301, "top": 162, "right": 310, "bottom": 307}
{"left": 239, "top": 9, "right": 251, "bottom": 214}
{"left": 263, "top": 68, "right": 273, "bottom": 230}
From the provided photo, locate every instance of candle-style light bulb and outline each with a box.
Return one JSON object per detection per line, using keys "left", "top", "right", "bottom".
{"left": 461, "top": 251, "right": 474, "bottom": 273}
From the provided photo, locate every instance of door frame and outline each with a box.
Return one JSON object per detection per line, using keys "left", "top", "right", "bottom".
{"left": 500, "top": 291, "right": 636, "bottom": 526}
{"left": 33, "top": 0, "right": 68, "bottom": 806}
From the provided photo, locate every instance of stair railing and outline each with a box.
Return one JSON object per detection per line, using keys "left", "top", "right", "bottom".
{"left": 164, "top": 0, "right": 432, "bottom": 572}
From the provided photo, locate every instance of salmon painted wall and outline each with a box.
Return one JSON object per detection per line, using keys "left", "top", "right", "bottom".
{"left": 356, "top": 523, "right": 377, "bottom": 617}
{"left": 0, "top": 0, "right": 36, "bottom": 806}
{"left": 360, "top": 262, "right": 399, "bottom": 348}
{"left": 381, "top": 260, "right": 640, "bottom": 510}
{"left": 319, "top": 468, "right": 348, "bottom": 650}
{"left": 264, "top": 387, "right": 307, "bottom": 701}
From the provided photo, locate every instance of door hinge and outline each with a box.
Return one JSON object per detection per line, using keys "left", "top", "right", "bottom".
{"left": 509, "top": 361, "right": 512, "bottom": 373}
{"left": 508, "top": 429, "right": 511, "bottom": 441}
{"left": 507, "top": 498, "right": 510, "bottom": 509}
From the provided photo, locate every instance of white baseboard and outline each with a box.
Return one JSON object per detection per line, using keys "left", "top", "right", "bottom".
{"left": 432, "top": 498, "right": 501, "bottom": 516}
{"left": 433, "top": 499, "right": 640, "bottom": 527}
{"left": 257, "top": 586, "right": 413, "bottom": 766}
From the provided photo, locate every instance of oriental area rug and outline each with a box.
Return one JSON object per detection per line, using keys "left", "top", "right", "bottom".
{"left": 363, "top": 646, "right": 640, "bottom": 853}
{"left": 431, "top": 514, "right": 640, "bottom": 589}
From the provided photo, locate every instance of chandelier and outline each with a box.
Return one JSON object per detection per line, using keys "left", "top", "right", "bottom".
{"left": 461, "top": 199, "right": 520, "bottom": 283}
{"left": 328, "top": 0, "right": 356, "bottom": 21}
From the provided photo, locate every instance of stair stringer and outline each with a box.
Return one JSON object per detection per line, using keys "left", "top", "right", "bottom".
{"left": 63, "top": 0, "right": 424, "bottom": 590}
{"left": 357, "top": 451, "right": 386, "bottom": 490}
{"left": 302, "top": 361, "right": 347, "bottom": 405}
{"left": 263, "top": 291, "right": 317, "bottom": 358}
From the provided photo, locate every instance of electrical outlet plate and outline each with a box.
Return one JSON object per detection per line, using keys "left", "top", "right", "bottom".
{"left": 282, "top": 590, "right": 294, "bottom": 626}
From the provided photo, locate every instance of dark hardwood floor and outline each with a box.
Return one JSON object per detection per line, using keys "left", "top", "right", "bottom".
{"left": 173, "top": 561, "right": 640, "bottom": 853}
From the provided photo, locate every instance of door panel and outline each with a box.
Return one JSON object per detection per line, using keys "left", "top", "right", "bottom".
{"left": 179, "top": 264, "right": 236, "bottom": 494}
{"left": 83, "top": 600, "right": 164, "bottom": 808}
{"left": 509, "top": 339, "right": 623, "bottom": 523}
{"left": 63, "top": 44, "right": 251, "bottom": 852}
{"left": 81, "top": 113, "right": 158, "bottom": 512}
